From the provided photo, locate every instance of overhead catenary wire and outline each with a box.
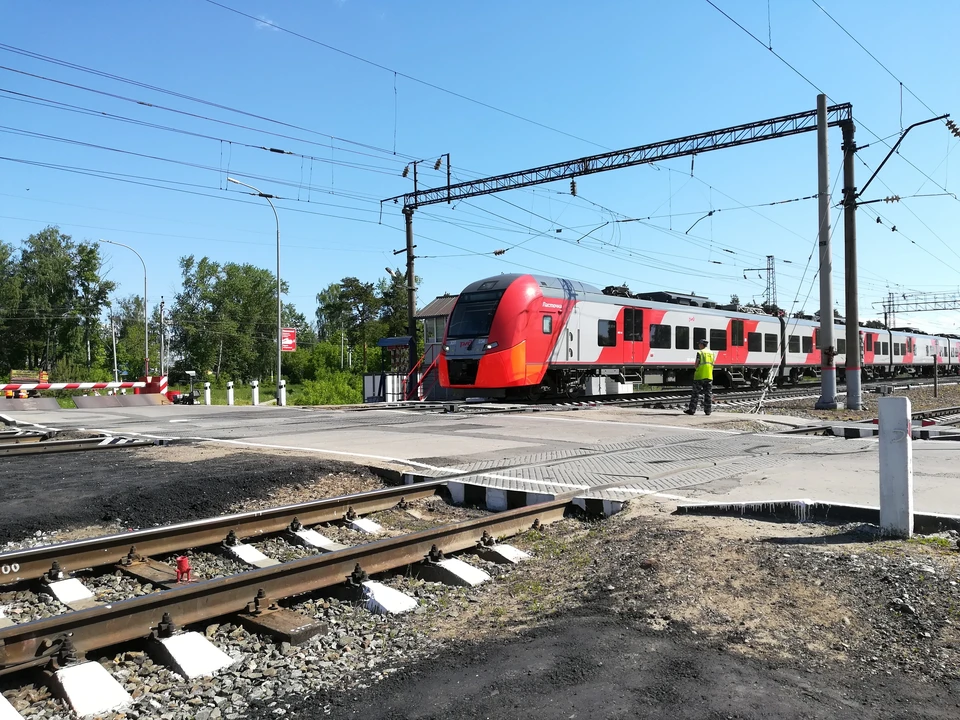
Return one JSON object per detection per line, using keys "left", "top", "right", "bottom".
{"left": 200, "top": 1, "right": 607, "bottom": 152}
{"left": 703, "top": 0, "right": 953, "bottom": 197}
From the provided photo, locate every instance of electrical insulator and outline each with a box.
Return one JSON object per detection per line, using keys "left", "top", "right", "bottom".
{"left": 570, "top": 179, "right": 577, "bottom": 196}
{"left": 434, "top": 158, "right": 442, "bottom": 170}
{"left": 883, "top": 195, "right": 901, "bottom": 203}
{"left": 493, "top": 249, "right": 506, "bottom": 256}
{"left": 402, "top": 165, "right": 410, "bottom": 178}
{"left": 947, "top": 119, "right": 960, "bottom": 139}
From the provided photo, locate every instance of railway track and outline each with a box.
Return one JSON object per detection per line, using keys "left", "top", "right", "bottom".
{"left": 424, "top": 377, "right": 960, "bottom": 416}
{"left": 0, "top": 483, "right": 568, "bottom": 696}
{"left": 0, "top": 482, "right": 444, "bottom": 584}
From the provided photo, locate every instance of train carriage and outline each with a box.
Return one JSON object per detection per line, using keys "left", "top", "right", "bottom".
{"left": 439, "top": 273, "right": 956, "bottom": 397}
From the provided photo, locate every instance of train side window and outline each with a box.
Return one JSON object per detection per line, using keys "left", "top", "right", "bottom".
{"left": 882, "top": 342, "right": 889, "bottom": 355}
{"left": 731, "top": 320, "right": 745, "bottom": 347}
{"left": 694, "top": 327, "right": 706, "bottom": 347}
{"left": 866, "top": 334, "right": 873, "bottom": 352}
{"left": 747, "top": 332, "right": 762, "bottom": 352}
{"left": 598, "top": 320, "right": 617, "bottom": 347}
{"left": 542, "top": 315, "right": 552, "bottom": 334}
{"left": 649, "top": 324, "right": 672, "bottom": 349}
{"left": 709, "top": 328, "right": 727, "bottom": 351}
{"left": 802, "top": 336, "right": 813, "bottom": 354}
{"left": 675, "top": 326, "right": 690, "bottom": 349}
{"left": 623, "top": 308, "right": 642, "bottom": 341}
{"left": 764, "top": 333, "right": 778, "bottom": 353}
{"left": 788, "top": 335, "right": 800, "bottom": 353}
{"left": 837, "top": 338, "right": 847, "bottom": 354}
{"left": 814, "top": 328, "right": 821, "bottom": 349}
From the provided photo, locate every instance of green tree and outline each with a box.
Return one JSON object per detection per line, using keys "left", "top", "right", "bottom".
{"left": 315, "top": 282, "right": 349, "bottom": 342}
{"left": 170, "top": 256, "right": 288, "bottom": 382}
{"left": 339, "top": 277, "right": 380, "bottom": 371}
{"left": 377, "top": 269, "right": 410, "bottom": 338}
{"left": 0, "top": 240, "right": 23, "bottom": 373}
{"left": 11, "top": 227, "right": 114, "bottom": 374}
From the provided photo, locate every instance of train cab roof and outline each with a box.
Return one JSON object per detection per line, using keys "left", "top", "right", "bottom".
{"left": 459, "top": 274, "right": 600, "bottom": 297}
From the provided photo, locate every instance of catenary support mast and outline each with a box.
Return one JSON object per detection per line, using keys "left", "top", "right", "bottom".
{"left": 815, "top": 94, "right": 838, "bottom": 410}
{"left": 842, "top": 118, "right": 862, "bottom": 410}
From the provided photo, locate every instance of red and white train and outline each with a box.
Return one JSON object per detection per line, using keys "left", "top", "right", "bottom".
{"left": 438, "top": 273, "right": 958, "bottom": 397}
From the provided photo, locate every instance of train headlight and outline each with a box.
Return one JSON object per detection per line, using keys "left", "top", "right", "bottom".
{"left": 483, "top": 341, "right": 499, "bottom": 351}
{"left": 443, "top": 344, "right": 451, "bottom": 352}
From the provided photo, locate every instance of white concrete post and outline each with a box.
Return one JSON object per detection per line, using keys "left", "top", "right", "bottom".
{"left": 879, "top": 396, "right": 913, "bottom": 537}
{"left": 279, "top": 379, "right": 287, "bottom": 406}
{"left": 204, "top": 382, "right": 211, "bottom": 406}
{"left": 251, "top": 380, "right": 259, "bottom": 406}
{"left": 227, "top": 381, "right": 234, "bottom": 406}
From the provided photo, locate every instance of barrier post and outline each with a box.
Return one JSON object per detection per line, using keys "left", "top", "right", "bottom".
{"left": 279, "top": 379, "right": 286, "bottom": 406}
{"left": 879, "top": 396, "right": 913, "bottom": 537}
{"left": 251, "top": 380, "right": 259, "bottom": 406}
{"left": 227, "top": 381, "right": 234, "bottom": 406}
{"left": 204, "top": 382, "right": 211, "bottom": 406}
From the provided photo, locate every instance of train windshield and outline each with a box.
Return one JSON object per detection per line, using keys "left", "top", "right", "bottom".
{"left": 446, "top": 290, "right": 505, "bottom": 339}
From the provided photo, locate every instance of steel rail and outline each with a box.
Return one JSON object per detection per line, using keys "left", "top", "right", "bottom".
{"left": 912, "top": 406, "right": 960, "bottom": 420}
{"left": 0, "top": 437, "right": 154, "bottom": 457}
{"left": 0, "top": 496, "right": 568, "bottom": 675}
{"left": 0, "top": 482, "right": 446, "bottom": 584}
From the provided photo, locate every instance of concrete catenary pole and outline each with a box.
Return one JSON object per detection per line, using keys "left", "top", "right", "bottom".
{"left": 842, "top": 118, "right": 862, "bottom": 410}
{"left": 815, "top": 94, "right": 838, "bottom": 410}
{"left": 403, "top": 206, "right": 417, "bottom": 376}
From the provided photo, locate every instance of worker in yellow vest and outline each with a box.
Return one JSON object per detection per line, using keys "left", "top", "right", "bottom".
{"left": 684, "top": 339, "right": 714, "bottom": 416}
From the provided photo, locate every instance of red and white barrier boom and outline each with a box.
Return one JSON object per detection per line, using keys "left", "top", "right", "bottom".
{"left": 0, "top": 376, "right": 167, "bottom": 394}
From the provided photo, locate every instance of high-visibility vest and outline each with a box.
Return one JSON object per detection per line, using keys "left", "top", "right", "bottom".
{"left": 694, "top": 349, "right": 715, "bottom": 381}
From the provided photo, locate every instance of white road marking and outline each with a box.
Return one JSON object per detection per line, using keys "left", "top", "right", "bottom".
{"left": 169, "top": 419, "right": 191, "bottom": 423}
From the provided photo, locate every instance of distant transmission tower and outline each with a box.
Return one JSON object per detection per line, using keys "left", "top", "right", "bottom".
{"left": 765, "top": 255, "right": 777, "bottom": 309}
{"left": 743, "top": 255, "right": 778, "bottom": 308}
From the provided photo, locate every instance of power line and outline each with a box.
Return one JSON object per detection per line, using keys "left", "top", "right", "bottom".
{"left": 0, "top": 88, "right": 410, "bottom": 175}
{"left": 0, "top": 155, "right": 397, "bottom": 226}
{"left": 703, "top": 0, "right": 952, "bottom": 196}
{"left": 0, "top": 43, "right": 418, "bottom": 160}
{"left": 201, "top": 0, "right": 607, "bottom": 151}
{"left": 808, "top": 0, "right": 939, "bottom": 117}
{"left": 0, "top": 63, "right": 417, "bottom": 167}
{"left": 0, "top": 124, "right": 391, "bottom": 207}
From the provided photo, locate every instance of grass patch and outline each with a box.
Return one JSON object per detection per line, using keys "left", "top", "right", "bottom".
{"left": 909, "top": 536, "right": 952, "bottom": 549}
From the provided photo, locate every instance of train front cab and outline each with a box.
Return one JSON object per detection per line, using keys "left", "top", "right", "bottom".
{"left": 439, "top": 275, "right": 563, "bottom": 395}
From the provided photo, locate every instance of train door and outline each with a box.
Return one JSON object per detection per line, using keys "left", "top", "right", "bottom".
{"left": 564, "top": 304, "right": 580, "bottom": 362}
{"left": 623, "top": 307, "right": 642, "bottom": 365}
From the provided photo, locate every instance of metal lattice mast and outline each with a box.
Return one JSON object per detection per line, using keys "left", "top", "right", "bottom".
{"left": 766, "top": 255, "right": 777, "bottom": 309}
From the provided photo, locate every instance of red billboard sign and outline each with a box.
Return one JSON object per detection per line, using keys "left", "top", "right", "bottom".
{"left": 281, "top": 327, "right": 297, "bottom": 352}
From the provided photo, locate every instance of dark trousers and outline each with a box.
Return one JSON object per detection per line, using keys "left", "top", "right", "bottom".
{"left": 688, "top": 379, "right": 712, "bottom": 413}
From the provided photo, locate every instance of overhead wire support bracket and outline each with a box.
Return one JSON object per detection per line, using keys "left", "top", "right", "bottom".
{"left": 857, "top": 114, "right": 949, "bottom": 199}
{"left": 384, "top": 103, "right": 853, "bottom": 210}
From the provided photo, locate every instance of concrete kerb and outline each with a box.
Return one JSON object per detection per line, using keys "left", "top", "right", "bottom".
{"left": 675, "top": 499, "right": 960, "bottom": 535}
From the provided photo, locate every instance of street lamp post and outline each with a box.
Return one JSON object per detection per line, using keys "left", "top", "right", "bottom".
{"left": 100, "top": 239, "right": 149, "bottom": 377}
{"left": 227, "top": 177, "right": 283, "bottom": 406}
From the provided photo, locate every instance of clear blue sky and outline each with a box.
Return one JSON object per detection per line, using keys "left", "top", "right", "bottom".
{"left": 2, "top": 1, "right": 959, "bottom": 333}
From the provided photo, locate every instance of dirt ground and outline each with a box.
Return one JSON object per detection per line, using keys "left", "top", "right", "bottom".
{"left": 249, "top": 500, "right": 960, "bottom": 719}
{"left": 6, "top": 444, "right": 960, "bottom": 718}
{"left": 0, "top": 444, "right": 386, "bottom": 544}
{"left": 754, "top": 382, "right": 960, "bottom": 422}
